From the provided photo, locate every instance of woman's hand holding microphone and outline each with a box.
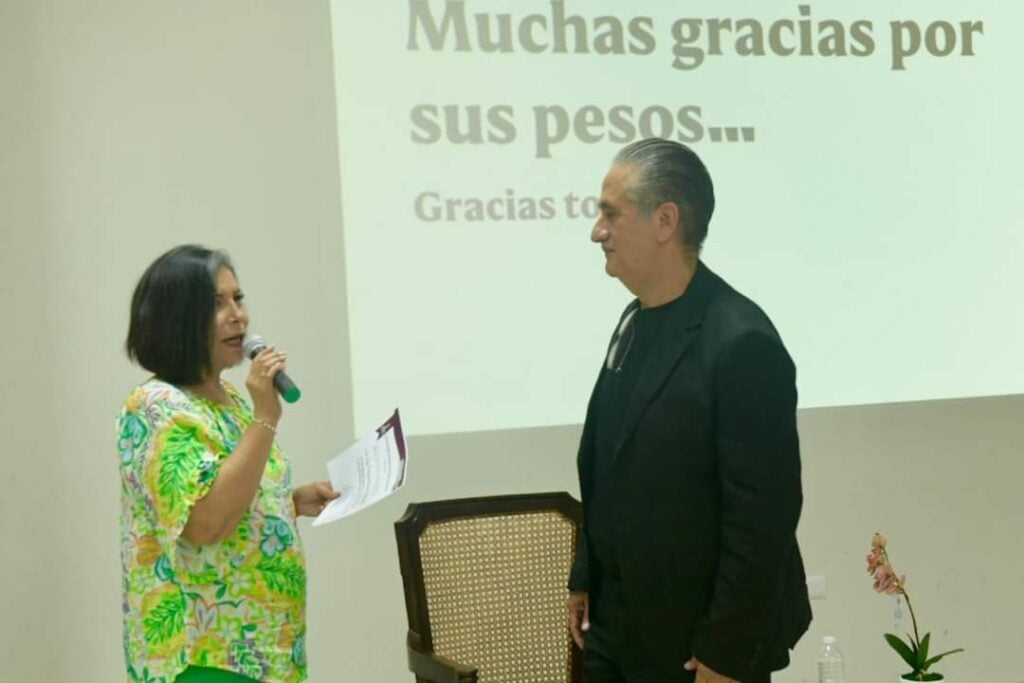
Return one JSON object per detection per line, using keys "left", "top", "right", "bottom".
{"left": 247, "top": 345, "right": 287, "bottom": 428}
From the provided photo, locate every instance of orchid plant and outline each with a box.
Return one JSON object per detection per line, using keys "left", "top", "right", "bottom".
{"left": 867, "top": 533, "right": 964, "bottom": 681}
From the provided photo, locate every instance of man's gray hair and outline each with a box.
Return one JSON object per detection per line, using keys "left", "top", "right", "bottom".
{"left": 614, "top": 138, "right": 715, "bottom": 251}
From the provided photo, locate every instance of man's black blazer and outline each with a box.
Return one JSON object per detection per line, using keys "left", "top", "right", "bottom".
{"left": 569, "top": 261, "right": 812, "bottom": 681}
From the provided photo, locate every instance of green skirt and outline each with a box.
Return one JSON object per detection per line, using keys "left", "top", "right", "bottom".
{"left": 175, "top": 666, "right": 260, "bottom": 682}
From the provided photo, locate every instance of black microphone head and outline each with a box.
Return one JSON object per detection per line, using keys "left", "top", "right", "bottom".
{"left": 243, "top": 334, "right": 267, "bottom": 360}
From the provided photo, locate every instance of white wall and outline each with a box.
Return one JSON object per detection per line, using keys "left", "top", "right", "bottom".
{"left": 1, "top": 1, "right": 1021, "bottom": 681}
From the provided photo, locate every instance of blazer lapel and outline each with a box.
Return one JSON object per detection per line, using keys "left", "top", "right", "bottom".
{"left": 610, "top": 262, "right": 718, "bottom": 464}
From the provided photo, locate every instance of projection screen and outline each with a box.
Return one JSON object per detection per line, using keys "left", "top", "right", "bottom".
{"left": 329, "top": 1, "right": 1024, "bottom": 435}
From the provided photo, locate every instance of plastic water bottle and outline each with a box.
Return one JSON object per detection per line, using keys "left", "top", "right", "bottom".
{"left": 817, "top": 635, "right": 846, "bottom": 683}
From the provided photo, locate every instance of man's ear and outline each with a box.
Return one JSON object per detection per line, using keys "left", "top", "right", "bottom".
{"left": 654, "top": 201, "right": 680, "bottom": 244}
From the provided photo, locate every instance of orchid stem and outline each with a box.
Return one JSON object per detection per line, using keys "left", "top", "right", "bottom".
{"left": 901, "top": 588, "right": 921, "bottom": 649}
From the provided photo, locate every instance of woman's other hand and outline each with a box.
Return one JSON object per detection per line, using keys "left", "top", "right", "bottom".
{"left": 292, "top": 481, "right": 341, "bottom": 517}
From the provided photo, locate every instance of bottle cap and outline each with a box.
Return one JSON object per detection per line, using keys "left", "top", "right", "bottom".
{"left": 823, "top": 635, "right": 837, "bottom": 644}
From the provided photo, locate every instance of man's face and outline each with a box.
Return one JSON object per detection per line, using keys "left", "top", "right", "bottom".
{"left": 592, "top": 164, "right": 661, "bottom": 291}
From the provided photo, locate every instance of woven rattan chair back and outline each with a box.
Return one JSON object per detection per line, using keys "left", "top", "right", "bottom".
{"left": 395, "top": 492, "right": 583, "bottom": 683}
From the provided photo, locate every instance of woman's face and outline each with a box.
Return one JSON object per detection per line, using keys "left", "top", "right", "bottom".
{"left": 208, "top": 266, "right": 249, "bottom": 376}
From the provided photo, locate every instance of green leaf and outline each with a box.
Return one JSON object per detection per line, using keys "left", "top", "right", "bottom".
{"left": 159, "top": 425, "right": 205, "bottom": 514}
{"left": 142, "top": 592, "right": 185, "bottom": 645}
{"left": 291, "top": 634, "right": 306, "bottom": 668}
{"left": 188, "top": 564, "right": 218, "bottom": 585}
{"left": 154, "top": 554, "right": 175, "bottom": 583}
{"left": 257, "top": 554, "right": 306, "bottom": 599}
{"left": 923, "top": 648, "right": 965, "bottom": 670}
{"left": 118, "top": 411, "right": 149, "bottom": 465}
{"left": 229, "top": 638, "right": 265, "bottom": 679}
{"left": 917, "top": 632, "right": 931, "bottom": 670}
{"left": 885, "top": 633, "right": 920, "bottom": 671}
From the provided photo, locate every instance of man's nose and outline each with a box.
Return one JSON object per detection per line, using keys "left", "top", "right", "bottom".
{"left": 591, "top": 222, "right": 609, "bottom": 243}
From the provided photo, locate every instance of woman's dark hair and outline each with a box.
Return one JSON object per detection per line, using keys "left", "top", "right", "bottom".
{"left": 126, "top": 245, "right": 235, "bottom": 385}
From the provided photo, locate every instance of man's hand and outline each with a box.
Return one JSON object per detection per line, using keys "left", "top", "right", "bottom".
{"left": 684, "top": 657, "right": 739, "bottom": 683}
{"left": 292, "top": 480, "right": 341, "bottom": 517}
{"left": 567, "top": 591, "right": 590, "bottom": 649}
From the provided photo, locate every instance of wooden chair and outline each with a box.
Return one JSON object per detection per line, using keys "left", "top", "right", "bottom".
{"left": 394, "top": 492, "right": 583, "bottom": 683}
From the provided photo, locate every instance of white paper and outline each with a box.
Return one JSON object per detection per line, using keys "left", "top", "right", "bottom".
{"left": 311, "top": 409, "right": 408, "bottom": 526}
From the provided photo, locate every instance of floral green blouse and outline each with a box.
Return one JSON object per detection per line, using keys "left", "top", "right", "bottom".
{"left": 118, "top": 379, "right": 306, "bottom": 683}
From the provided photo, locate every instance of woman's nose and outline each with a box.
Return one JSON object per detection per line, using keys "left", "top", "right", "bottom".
{"left": 229, "top": 302, "right": 247, "bottom": 324}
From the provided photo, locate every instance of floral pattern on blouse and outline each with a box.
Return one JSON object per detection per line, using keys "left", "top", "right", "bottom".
{"left": 118, "top": 379, "right": 306, "bottom": 683}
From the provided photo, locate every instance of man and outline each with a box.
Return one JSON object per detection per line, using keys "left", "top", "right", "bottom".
{"left": 567, "top": 139, "right": 812, "bottom": 683}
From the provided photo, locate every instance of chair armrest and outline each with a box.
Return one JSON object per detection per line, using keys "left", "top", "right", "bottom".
{"left": 407, "top": 634, "right": 478, "bottom": 683}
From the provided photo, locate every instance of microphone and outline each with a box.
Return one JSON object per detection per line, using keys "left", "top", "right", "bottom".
{"left": 243, "top": 335, "right": 302, "bottom": 403}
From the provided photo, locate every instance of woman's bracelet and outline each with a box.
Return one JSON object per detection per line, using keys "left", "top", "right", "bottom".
{"left": 251, "top": 418, "right": 278, "bottom": 435}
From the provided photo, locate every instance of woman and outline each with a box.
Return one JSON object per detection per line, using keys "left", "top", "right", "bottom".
{"left": 118, "top": 245, "right": 338, "bottom": 683}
